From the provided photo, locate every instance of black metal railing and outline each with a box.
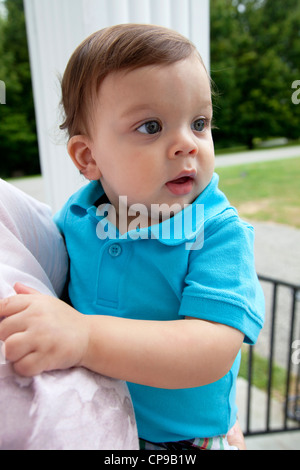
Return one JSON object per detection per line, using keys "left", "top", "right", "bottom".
{"left": 242, "top": 275, "right": 300, "bottom": 436}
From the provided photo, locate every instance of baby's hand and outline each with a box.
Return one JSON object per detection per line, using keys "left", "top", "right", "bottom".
{"left": 0, "top": 283, "right": 90, "bottom": 376}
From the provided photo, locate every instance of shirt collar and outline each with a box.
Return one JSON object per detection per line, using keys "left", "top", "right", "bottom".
{"left": 69, "top": 175, "right": 226, "bottom": 246}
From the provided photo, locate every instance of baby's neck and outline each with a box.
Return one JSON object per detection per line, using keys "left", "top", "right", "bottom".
{"left": 95, "top": 195, "right": 177, "bottom": 235}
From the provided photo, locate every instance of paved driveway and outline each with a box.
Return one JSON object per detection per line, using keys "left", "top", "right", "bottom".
{"left": 250, "top": 221, "right": 300, "bottom": 367}
{"left": 215, "top": 145, "right": 300, "bottom": 167}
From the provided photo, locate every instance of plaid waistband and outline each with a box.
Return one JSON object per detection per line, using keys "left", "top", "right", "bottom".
{"left": 139, "top": 435, "right": 238, "bottom": 451}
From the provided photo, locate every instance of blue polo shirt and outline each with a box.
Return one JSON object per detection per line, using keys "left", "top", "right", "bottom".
{"left": 54, "top": 173, "right": 265, "bottom": 442}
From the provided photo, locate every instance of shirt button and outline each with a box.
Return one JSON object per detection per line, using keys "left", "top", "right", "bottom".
{"left": 108, "top": 244, "right": 122, "bottom": 257}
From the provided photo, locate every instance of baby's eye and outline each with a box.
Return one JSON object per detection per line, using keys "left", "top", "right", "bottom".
{"left": 137, "top": 120, "right": 162, "bottom": 135}
{"left": 191, "top": 118, "right": 207, "bottom": 133}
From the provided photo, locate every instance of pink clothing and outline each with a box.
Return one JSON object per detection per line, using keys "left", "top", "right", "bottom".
{"left": 0, "top": 364, "right": 137, "bottom": 450}
{"left": 0, "top": 178, "right": 68, "bottom": 299}
{"left": 0, "top": 179, "right": 138, "bottom": 450}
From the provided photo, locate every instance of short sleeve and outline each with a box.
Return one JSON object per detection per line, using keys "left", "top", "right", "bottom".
{"left": 179, "top": 213, "right": 265, "bottom": 344}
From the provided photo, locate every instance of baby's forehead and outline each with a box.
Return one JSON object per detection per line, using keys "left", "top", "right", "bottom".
{"left": 97, "top": 56, "right": 212, "bottom": 107}
{"left": 87, "top": 58, "right": 212, "bottom": 137}
{"left": 103, "top": 53, "right": 208, "bottom": 83}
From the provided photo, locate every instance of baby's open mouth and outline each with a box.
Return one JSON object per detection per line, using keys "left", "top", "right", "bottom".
{"left": 166, "top": 174, "right": 195, "bottom": 196}
{"left": 171, "top": 176, "right": 193, "bottom": 185}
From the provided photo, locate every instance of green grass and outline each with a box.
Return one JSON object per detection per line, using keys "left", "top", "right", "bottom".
{"left": 239, "top": 348, "right": 288, "bottom": 401}
{"left": 218, "top": 157, "right": 300, "bottom": 396}
{"left": 216, "top": 157, "right": 300, "bottom": 228}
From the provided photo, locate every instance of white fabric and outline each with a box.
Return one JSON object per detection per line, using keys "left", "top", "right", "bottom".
{"left": 0, "top": 179, "right": 138, "bottom": 449}
{"left": 0, "top": 178, "right": 68, "bottom": 299}
{"left": 0, "top": 364, "right": 137, "bottom": 450}
{"left": 0, "top": 178, "right": 68, "bottom": 364}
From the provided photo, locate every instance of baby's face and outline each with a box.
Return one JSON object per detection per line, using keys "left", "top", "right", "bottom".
{"left": 89, "top": 54, "right": 215, "bottom": 225}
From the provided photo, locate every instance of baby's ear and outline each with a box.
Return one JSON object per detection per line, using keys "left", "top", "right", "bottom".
{"left": 67, "top": 135, "right": 101, "bottom": 180}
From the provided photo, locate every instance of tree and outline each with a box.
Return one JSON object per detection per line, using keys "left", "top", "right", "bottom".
{"left": 210, "top": 0, "right": 300, "bottom": 149}
{"left": 0, "top": 0, "right": 40, "bottom": 178}
{"left": 210, "top": 0, "right": 247, "bottom": 148}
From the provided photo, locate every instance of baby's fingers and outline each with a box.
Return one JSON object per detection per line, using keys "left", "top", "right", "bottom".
{"left": 13, "top": 351, "right": 45, "bottom": 377}
{"left": 14, "top": 283, "right": 42, "bottom": 296}
{"left": 0, "top": 294, "right": 33, "bottom": 318}
{"left": 0, "top": 313, "right": 27, "bottom": 341}
{"left": 3, "top": 331, "right": 33, "bottom": 364}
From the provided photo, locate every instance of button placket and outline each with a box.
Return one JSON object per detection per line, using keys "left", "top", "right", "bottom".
{"left": 108, "top": 243, "right": 122, "bottom": 257}
{"left": 96, "top": 241, "right": 131, "bottom": 309}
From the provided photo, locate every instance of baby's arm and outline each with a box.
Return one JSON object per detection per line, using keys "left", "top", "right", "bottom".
{"left": 78, "top": 313, "right": 244, "bottom": 389}
{"left": 0, "top": 284, "right": 243, "bottom": 387}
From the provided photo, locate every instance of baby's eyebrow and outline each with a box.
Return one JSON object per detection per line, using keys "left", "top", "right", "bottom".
{"left": 200, "top": 101, "right": 213, "bottom": 113}
{"left": 120, "top": 104, "right": 153, "bottom": 119}
{"left": 121, "top": 101, "right": 213, "bottom": 119}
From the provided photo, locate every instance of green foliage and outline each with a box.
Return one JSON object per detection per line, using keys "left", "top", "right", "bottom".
{"left": 211, "top": 0, "right": 300, "bottom": 149}
{"left": 0, "top": 1, "right": 300, "bottom": 176}
{"left": 0, "top": 0, "right": 40, "bottom": 178}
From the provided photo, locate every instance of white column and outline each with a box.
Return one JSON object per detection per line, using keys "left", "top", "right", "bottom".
{"left": 190, "top": 0, "right": 210, "bottom": 72}
{"left": 128, "top": 0, "right": 151, "bottom": 23}
{"left": 24, "top": 0, "right": 210, "bottom": 212}
{"left": 170, "top": 0, "right": 190, "bottom": 38}
{"left": 150, "top": 0, "right": 171, "bottom": 27}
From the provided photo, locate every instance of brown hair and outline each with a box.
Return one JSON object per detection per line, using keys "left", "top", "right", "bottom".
{"left": 60, "top": 23, "right": 206, "bottom": 138}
